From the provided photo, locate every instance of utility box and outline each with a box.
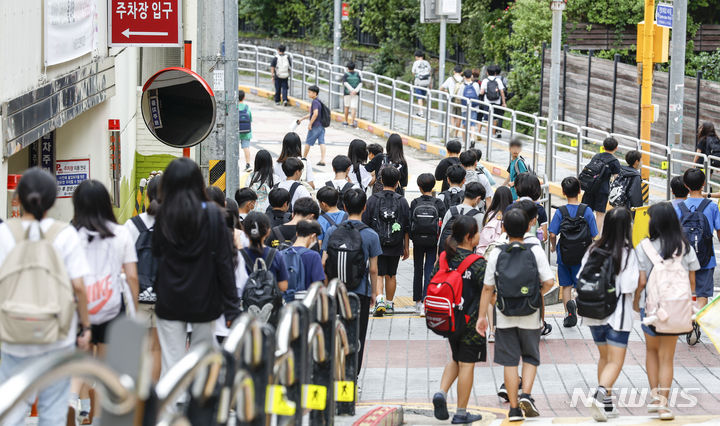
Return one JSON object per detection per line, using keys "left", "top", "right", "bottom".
{"left": 636, "top": 21, "right": 670, "bottom": 63}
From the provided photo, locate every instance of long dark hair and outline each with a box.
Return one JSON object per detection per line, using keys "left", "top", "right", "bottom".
{"left": 17, "top": 168, "right": 57, "bottom": 221}
{"left": 648, "top": 202, "right": 690, "bottom": 259}
{"left": 146, "top": 175, "right": 161, "bottom": 216}
{"left": 72, "top": 180, "right": 117, "bottom": 239}
{"left": 156, "top": 158, "right": 208, "bottom": 245}
{"left": 243, "top": 211, "right": 270, "bottom": 254}
{"left": 590, "top": 207, "right": 632, "bottom": 274}
{"left": 277, "top": 132, "right": 302, "bottom": 163}
{"left": 250, "top": 149, "right": 274, "bottom": 187}
{"left": 698, "top": 122, "right": 718, "bottom": 143}
{"left": 386, "top": 134, "right": 406, "bottom": 165}
{"left": 445, "top": 215, "right": 479, "bottom": 258}
{"left": 225, "top": 198, "right": 242, "bottom": 230}
{"left": 483, "top": 186, "right": 513, "bottom": 225}
{"left": 348, "top": 139, "right": 368, "bottom": 171}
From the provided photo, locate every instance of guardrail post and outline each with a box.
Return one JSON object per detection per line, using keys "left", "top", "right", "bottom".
{"left": 328, "top": 66, "right": 334, "bottom": 110}
{"left": 705, "top": 158, "right": 711, "bottom": 193}
{"left": 373, "top": 75, "right": 379, "bottom": 123}
{"left": 533, "top": 117, "right": 540, "bottom": 173}
{"left": 315, "top": 62, "right": 319, "bottom": 86}
{"left": 408, "top": 88, "right": 415, "bottom": 136}
{"left": 302, "top": 58, "right": 307, "bottom": 100}
{"left": 254, "top": 48, "right": 259, "bottom": 87}
{"left": 576, "top": 129, "right": 583, "bottom": 176}
{"left": 357, "top": 82, "right": 364, "bottom": 121}
{"left": 486, "top": 105, "right": 494, "bottom": 148}
{"left": 425, "top": 92, "right": 432, "bottom": 142}
{"left": 510, "top": 111, "right": 517, "bottom": 141}
{"left": 444, "top": 95, "right": 451, "bottom": 143}
{"left": 666, "top": 150, "right": 673, "bottom": 201}
{"left": 464, "top": 103, "right": 471, "bottom": 150}
{"left": 289, "top": 54, "right": 295, "bottom": 98}
{"left": 390, "top": 81, "right": 397, "bottom": 130}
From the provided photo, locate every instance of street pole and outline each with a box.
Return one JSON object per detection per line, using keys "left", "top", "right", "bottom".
{"left": 439, "top": 15, "right": 447, "bottom": 84}
{"left": 640, "top": 0, "right": 655, "bottom": 180}
{"left": 333, "top": 0, "right": 341, "bottom": 109}
{"left": 668, "top": 0, "right": 687, "bottom": 149}
{"left": 224, "top": 0, "right": 239, "bottom": 195}
{"left": 547, "top": 1, "right": 565, "bottom": 181}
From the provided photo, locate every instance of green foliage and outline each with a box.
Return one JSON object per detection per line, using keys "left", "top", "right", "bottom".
{"left": 686, "top": 49, "right": 720, "bottom": 81}
{"left": 565, "top": 0, "right": 643, "bottom": 29}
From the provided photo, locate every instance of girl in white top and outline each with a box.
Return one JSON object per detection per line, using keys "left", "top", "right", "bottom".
{"left": 577, "top": 207, "right": 639, "bottom": 422}
{"left": 273, "top": 132, "right": 315, "bottom": 189}
{"left": 245, "top": 149, "right": 275, "bottom": 212}
{"left": 348, "top": 139, "right": 373, "bottom": 191}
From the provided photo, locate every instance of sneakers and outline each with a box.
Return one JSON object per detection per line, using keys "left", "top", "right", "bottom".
{"left": 386, "top": 300, "right": 394, "bottom": 316}
{"left": 519, "top": 393, "right": 539, "bottom": 417}
{"left": 564, "top": 300, "right": 578, "bottom": 327}
{"left": 342, "top": 122, "right": 349, "bottom": 127}
{"left": 283, "top": 101, "right": 289, "bottom": 106}
{"left": 78, "top": 411, "right": 92, "bottom": 425}
{"left": 487, "top": 333, "right": 495, "bottom": 343}
{"left": 648, "top": 396, "right": 663, "bottom": 413}
{"left": 687, "top": 321, "right": 701, "bottom": 345}
{"left": 415, "top": 301, "right": 424, "bottom": 316}
{"left": 658, "top": 407, "right": 675, "bottom": 420}
{"left": 432, "top": 392, "right": 449, "bottom": 420}
{"left": 589, "top": 389, "right": 608, "bottom": 422}
{"left": 244, "top": 163, "right": 252, "bottom": 172}
{"left": 604, "top": 400, "right": 619, "bottom": 419}
{"left": 451, "top": 412, "right": 483, "bottom": 424}
{"left": 317, "top": 161, "right": 327, "bottom": 166}
{"left": 507, "top": 407, "right": 524, "bottom": 422}
{"left": 373, "top": 296, "right": 386, "bottom": 317}
{"left": 497, "top": 377, "right": 522, "bottom": 402}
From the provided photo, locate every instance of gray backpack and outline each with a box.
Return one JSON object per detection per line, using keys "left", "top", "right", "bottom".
{"left": 0, "top": 220, "right": 76, "bottom": 344}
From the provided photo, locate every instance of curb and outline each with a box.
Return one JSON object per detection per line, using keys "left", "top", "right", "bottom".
{"left": 352, "top": 406, "right": 404, "bottom": 426}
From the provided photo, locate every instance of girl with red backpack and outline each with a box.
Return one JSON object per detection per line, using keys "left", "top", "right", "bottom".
{"left": 428, "top": 215, "right": 486, "bottom": 424}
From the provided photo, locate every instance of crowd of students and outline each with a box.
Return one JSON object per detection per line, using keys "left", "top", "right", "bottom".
{"left": 0, "top": 126, "right": 716, "bottom": 425}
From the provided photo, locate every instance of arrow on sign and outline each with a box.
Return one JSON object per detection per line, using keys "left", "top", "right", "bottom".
{"left": 122, "top": 28, "right": 169, "bottom": 38}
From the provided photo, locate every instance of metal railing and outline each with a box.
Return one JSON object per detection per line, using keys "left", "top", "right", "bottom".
{"left": 238, "top": 43, "right": 720, "bottom": 201}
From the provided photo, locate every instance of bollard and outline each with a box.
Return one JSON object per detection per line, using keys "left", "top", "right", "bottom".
{"left": 304, "top": 283, "right": 337, "bottom": 425}
{"left": 335, "top": 289, "right": 361, "bottom": 416}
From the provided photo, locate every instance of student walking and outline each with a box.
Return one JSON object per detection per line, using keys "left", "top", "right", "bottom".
{"left": 577, "top": 208, "right": 639, "bottom": 422}
{"left": 235, "top": 188, "right": 258, "bottom": 222}
{"left": 277, "top": 158, "right": 313, "bottom": 210}
{"left": 238, "top": 89, "right": 253, "bottom": 171}
{"left": 317, "top": 186, "right": 349, "bottom": 246}
{"left": 549, "top": 176, "right": 598, "bottom": 327}
{"left": 479, "top": 64, "right": 507, "bottom": 137}
{"left": 280, "top": 220, "right": 325, "bottom": 301}
{"left": 579, "top": 137, "right": 622, "bottom": 232}
{"left": 270, "top": 45, "right": 291, "bottom": 106}
{"left": 609, "top": 150, "right": 644, "bottom": 211}
{"left": 348, "top": 139, "right": 373, "bottom": 191}
{"left": 363, "top": 166, "right": 410, "bottom": 317}
{"left": 298, "top": 85, "right": 328, "bottom": 166}
{"left": 411, "top": 50, "right": 432, "bottom": 116}
{"left": 515, "top": 173, "right": 548, "bottom": 243}
{"left": 505, "top": 138, "right": 529, "bottom": 200}
{"left": 367, "top": 133, "right": 409, "bottom": 195}
{"left": 325, "top": 155, "right": 360, "bottom": 203}
{"left": 342, "top": 62, "right": 362, "bottom": 127}
{"left": 477, "top": 208, "right": 555, "bottom": 422}
{"left": 266, "top": 188, "right": 292, "bottom": 228}
{"left": 274, "top": 132, "right": 316, "bottom": 188}
{"left": 459, "top": 70, "right": 481, "bottom": 142}
{"left": 410, "top": 173, "right": 447, "bottom": 314}
{"left": 439, "top": 182, "right": 486, "bottom": 254}
{"left": 438, "top": 164, "right": 466, "bottom": 211}
{"left": 460, "top": 150, "right": 493, "bottom": 209}
{"left": 430, "top": 215, "right": 487, "bottom": 424}
{"left": 670, "top": 176, "right": 688, "bottom": 206}
{"left": 694, "top": 121, "right": 720, "bottom": 164}
{"left": 634, "top": 202, "right": 700, "bottom": 421}
{"left": 435, "top": 139, "right": 462, "bottom": 192}
{"left": 0, "top": 168, "right": 92, "bottom": 426}
{"left": 265, "top": 197, "right": 320, "bottom": 251}
{"left": 246, "top": 149, "right": 275, "bottom": 212}
{"left": 440, "top": 65, "right": 465, "bottom": 135}
{"left": 152, "top": 158, "right": 241, "bottom": 380}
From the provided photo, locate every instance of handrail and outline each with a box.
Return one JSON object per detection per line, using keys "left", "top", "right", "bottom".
{"left": 0, "top": 351, "right": 135, "bottom": 423}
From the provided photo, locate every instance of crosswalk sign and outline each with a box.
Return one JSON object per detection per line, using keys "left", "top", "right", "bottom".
{"left": 265, "top": 384, "right": 296, "bottom": 416}
{"left": 335, "top": 381, "right": 355, "bottom": 402}
{"left": 302, "top": 384, "right": 327, "bottom": 410}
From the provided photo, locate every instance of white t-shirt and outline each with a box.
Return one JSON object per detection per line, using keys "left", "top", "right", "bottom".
{"left": 80, "top": 222, "right": 138, "bottom": 266}
{"left": 484, "top": 242, "right": 554, "bottom": 329}
{"left": 480, "top": 76, "right": 506, "bottom": 104}
{"left": 463, "top": 169, "right": 494, "bottom": 199}
{"left": 327, "top": 178, "right": 360, "bottom": 191}
{"left": 278, "top": 180, "right": 312, "bottom": 208}
{"left": 124, "top": 212, "right": 156, "bottom": 244}
{"left": 580, "top": 248, "right": 639, "bottom": 332}
{"left": 0, "top": 219, "right": 90, "bottom": 356}
{"left": 349, "top": 165, "right": 372, "bottom": 191}
{"left": 440, "top": 202, "right": 485, "bottom": 237}
{"left": 441, "top": 74, "right": 463, "bottom": 93}
{"left": 412, "top": 59, "right": 432, "bottom": 86}
{"left": 274, "top": 158, "right": 315, "bottom": 186}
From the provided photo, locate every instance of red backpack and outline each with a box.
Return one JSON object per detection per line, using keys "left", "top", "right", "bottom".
{"left": 424, "top": 252, "right": 482, "bottom": 338}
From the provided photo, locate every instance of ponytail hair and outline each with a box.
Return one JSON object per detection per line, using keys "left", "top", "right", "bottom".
{"left": 145, "top": 175, "right": 161, "bottom": 216}
{"left": 444, "top": 215, "right": 479, "bottom": 258}
{"left": 17, "top": 168, "right": 57, "bottom": 221}
{"left": 242, "top": 211, "right": 270, "bottom": 254}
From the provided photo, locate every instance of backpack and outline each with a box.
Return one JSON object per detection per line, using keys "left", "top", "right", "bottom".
{"left": 512, "top": 156, "right": 534, "bottom": 178}
{"left": 319, "top": 100, "right": 331, "bottom": 128}
{"left": 578, "top": 155, "right": 612, "bottom": 192}
{"left": 462, "top": 82, "right": 478, "bottom": 107}
{"left": 372, "top": 157, "right": 401, "bottom": 194}
{"left": 321, "top": 212, "right": 349, "bottom": 229}
{"left": 271, "top": 226, "right": 296, "bottom": 251}
{"left": 411, "top": 199, "right": 440, "bottom": 247}
{"left": 238, "top": 104, "right": 251, "bottom": 134}
{"left": 476, "top": 213, "right": 503, "bottom": 256}
{"left": 706, "top": 136, "right": 720, "bottom": 166}
{"left": 640, "top": 239, "right": 694, "bottom": 334}
{"left": 326, "top": 180, "right": 354, "bottom": 211}
{"left": 325, "top": 221, "right": 370, "bottom": 291}
{"left": 439, "top": 207, "right": 480, "bottom": 253}
{"left": 440, "top": 188, "right": 465, "bottom": 211}
{"left": 131, "top": 216, "right": 158, "bottom": 304}
{"left": 451, "top": 77, "right": 465, "bottom": 104}
{"left": 274, "top": 181, "right": 301, "bottom": 214}
{"left": 240, "top": 248, "right": 283, "bottom": 324}
{"left": 608, "top": 169, "right": 636, "bottom": 208}
{"left": 485, "top": 78, "right": 501, "bottom": 102}
{"left": 79, "top": 228, "right": 125, "bottom": 325}
{"left": 424, "top": 252, "right": 482, "bottom": 338}
{"left": 0, "top": 220, "right": 76, "bottom": 344}
{"left": 494, "top": 243, "right": 542, "bottom": 316}
{"left": 275, "top": 54, "right": 290, "bottom": 79}
{"left": 373, "top": 192, "right": 405, "bottom": 247}
{"left": 279, "top": 246, "right": 308, "bottom": 302}
{"left": 557, "top": 204, "right": 593, "bottom": 266}
{"left": 576, "top": 247, "right": 618, "bottom": 320}
{"left": 678, "top": 199, "right": 714, "bottom": 267}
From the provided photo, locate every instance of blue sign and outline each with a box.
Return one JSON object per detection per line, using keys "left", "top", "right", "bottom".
{"left": 656, "top": 3, "right": 673, "bottom": 28}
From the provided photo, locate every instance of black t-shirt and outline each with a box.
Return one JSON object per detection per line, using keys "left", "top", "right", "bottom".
{"left": 365, "top": 154, "right": 409, "bottom": 189}
{"left": 435, "top": 157, "right": 461, "bottom": 191}
{"left": 265, "top": 224, "right": 320, "bottom": 252}
{"left": 267, "top": 209, "right": 291, "bottom": 228}
{"left": 590, "top": 152, "right": 621, "bottom": 195}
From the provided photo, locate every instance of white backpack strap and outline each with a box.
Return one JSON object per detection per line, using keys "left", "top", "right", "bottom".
{"left": 640, "top": 239, "right": 663, "bottom": 266}
{"left": 6, "top": 219, "right": 26, "bottom": 243}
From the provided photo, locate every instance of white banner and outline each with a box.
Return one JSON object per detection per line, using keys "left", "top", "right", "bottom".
{"left": 44, "top": 0, "right": 95, "bottom": 66}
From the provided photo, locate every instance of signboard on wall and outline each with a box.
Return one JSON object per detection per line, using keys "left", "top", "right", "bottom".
{"left": 29, "top": 133, "right": 56, "bottom": 173}
{"left": 44, "top": 0, "right": 96, "bottom": 66}
{"left": 108, "top": 0, "right": 182, "bottom": 46}
{"left": 56, "top": 159, "right": 90, "bottom": 198}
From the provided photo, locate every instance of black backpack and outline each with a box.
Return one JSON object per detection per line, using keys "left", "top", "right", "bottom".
{"left": 326, "top": 180, "right": 354, "bottom": 211}
{"left": 494, "top": 243, "right": 542, "bottom": 316}
{"left": 325, "top": 221, "right": 369, "bottom": 291}
{"left": 578, "top": 155, "right": 612, "bottom": 192}
{"left": 131, "top": 216, "right": 158, "bottom": 304}
{"left": 576, "top": 247, "right": 619, "bottom": 319}
{"left": 319, "top": 100, "right": 331, "bottom": 128}
{"left": 608, "top": 169, "right": 637, "bottom": 208}
{"left": 678, "top": 199, "right": 714, "bottom": 267}
{"left": 485, "top": 78, "right": 501, "bottom": 102}
{"left": 707, "top": 136, "right": 720, "bottom": 167}
{"left": 411, "top": 199, "right": 440, "bottom": 247}
{"left": 439, "top": 206, "right": 479, "bottom": 252}
{"left": 240, "top": 248, "right": 283, "bottom": 324}
{"left": 372, "top": 157, "right": 402, "bottom": 194}
{"left": 372, "top": 192, "right": 405, "bottom": 247}
{"left": 557, "top": 204, "right": 593, "bottom": 266}
{"left": 440, "top": 188, "right": 465, "bottom": 211}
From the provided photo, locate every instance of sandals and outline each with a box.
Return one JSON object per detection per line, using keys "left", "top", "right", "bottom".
{"left": 647, "top": 396, "right": 663, "bottom": 413}
{"left": 658, "top": 406, "right": 675, "bottom": 421}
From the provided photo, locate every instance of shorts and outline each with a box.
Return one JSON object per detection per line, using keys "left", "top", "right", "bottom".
{"left": 451, "top": 105, "right": 463, "bottom": 118}
{"left": 461, "top": 110, "right": 478, "bottom": 128}
{"left": 581, "top": 192, "right": 609, "bottom": 213}
{"left": 240, "top": 138, "right": 250, "bottom": 149}
{"left": 136, "top": 303, "right": 157, "bottom": 328}
{"left": 494, "top": 327, "right": 542, "bottom": 367}
{"left": 305, "top": 126, "right": 325, "bottom": 146}
{"left": 640, "top": 308, "right": 684, "bottom": 337}
{"left": 695, "top": 268, "right": 715, "bottom": 298}
{"left": 377, "top": 255, "right": 401, "bottom": 276}
{"left": 589, "top": 324, "right": 630, "bottom": 348}
{"left": 413, "top": 87, "right": 428, "bottom": 98}
{"left": 448, "top": 335, "right": 486, "bottom": 363}
{"left": 91, "top": 316, "right": 119, "bottom": 345}
{"left": 344, "top": 94, "right": 359, "bottom": 109}
{"left": 558, "top": 262, "right": 582, "bottom": 287}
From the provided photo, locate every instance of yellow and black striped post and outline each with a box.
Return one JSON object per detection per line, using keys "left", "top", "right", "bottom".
{"left": 641, "top": 180, "right": 649, "bottom": 204}
{"left": 134, "top": 178, "right": 147, "bottom": 216}
{"left": 209, "top": 160, "right": 227, "bottom": 191}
